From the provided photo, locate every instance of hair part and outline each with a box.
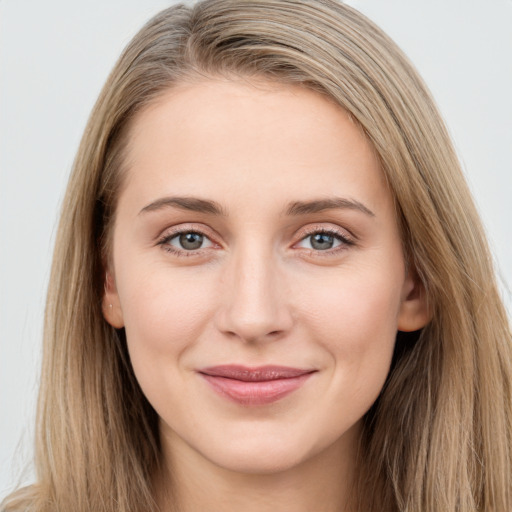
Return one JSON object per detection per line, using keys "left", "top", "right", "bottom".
{"left": 3, "top": 1, "right": 511, "bottom": 511}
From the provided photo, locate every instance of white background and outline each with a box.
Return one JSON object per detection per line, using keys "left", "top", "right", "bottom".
{"left": 1, "top": 0, "right": 511, "bottom": 496}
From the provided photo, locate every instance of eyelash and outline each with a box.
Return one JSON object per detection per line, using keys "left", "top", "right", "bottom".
{"left": 157, "top": 227, "right": 215, "bottom": 257}
{"left": 156, "top": 225, "right": 355, "bottom": 258}
{"left": 297, "top": 227, "right": 355, "bottom": 256}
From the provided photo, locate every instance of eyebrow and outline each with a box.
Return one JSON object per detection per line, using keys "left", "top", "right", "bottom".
{"left": 285, "top": 197, "right": 375, "bottom": 217}
{"left": 139, "top": 195, "right": 375, "bottom": 218}
{"left": 139, "top": 196, "right": 226, "bottom": 216}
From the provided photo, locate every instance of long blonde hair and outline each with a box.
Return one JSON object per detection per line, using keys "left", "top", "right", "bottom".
{"left": 3, "top": 1, "right": 511, "bottom": 511}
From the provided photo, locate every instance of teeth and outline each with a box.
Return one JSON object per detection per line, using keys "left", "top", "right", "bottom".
{"left": 234, "top": 371, "right": 283, "bottom": 382}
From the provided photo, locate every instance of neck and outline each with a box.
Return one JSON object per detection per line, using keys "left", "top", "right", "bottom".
{"left": 156, "top": 424, "right": 361, "bottom": 512}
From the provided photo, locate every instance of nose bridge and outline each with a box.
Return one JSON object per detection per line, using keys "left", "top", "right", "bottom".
{"left": 216, "top": 236, "right": 292, "bottom": 342}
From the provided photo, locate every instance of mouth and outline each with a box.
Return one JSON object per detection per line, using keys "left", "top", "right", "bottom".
{"left": 198, "top": 365, "right": 317, "bottom": 406}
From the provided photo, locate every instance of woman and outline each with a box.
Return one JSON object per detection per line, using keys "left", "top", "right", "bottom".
{"left": 2, "top": 0, "right": 511, "bottom": 511}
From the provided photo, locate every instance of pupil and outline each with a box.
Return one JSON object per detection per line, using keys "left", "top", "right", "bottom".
{"left": 311, "top": 233, "right": 334, "bottom": 250}
{"left": 179, "top": 232, "right": 203, "bottom": 250}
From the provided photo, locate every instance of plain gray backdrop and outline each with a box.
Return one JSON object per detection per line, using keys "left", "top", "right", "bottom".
{"left": 1, "top": 0, "right": 511, "bottom": 496}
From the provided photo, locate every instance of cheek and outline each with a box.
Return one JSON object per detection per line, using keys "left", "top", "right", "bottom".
{"left": 299, "top": 261, "right": 403, "bottom": 341}
{"left": 115, "top": 261, "right": 219, "bottom": 384}
{"left": 296, "top": 263, "right": 403, "bottom": 399}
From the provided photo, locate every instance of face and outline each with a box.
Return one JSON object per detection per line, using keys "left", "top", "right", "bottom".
{"left": 104, "top": 79, "right": 428, "bottom": 475}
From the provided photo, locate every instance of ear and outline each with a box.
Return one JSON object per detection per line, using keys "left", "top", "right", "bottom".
{"left": 397, "top": 267, "right": 431, "bottom": 332}
{"left": 102, "top": 271, "right": 125, "bottom": 329}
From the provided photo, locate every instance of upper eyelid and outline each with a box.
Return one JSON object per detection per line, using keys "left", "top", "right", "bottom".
{"left": 296, "top": 223, "right": 355, "bottom": 241}
{"left": 157, "top": 223, "right": 218, "bottom": 242}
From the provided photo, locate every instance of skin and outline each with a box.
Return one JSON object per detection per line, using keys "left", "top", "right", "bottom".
{"left": 104, "top": 78, "right": 429, "bottom": 512}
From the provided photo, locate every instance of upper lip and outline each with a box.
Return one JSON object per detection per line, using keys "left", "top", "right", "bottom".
{"left": 199, "top": 365, "right": 316, "bottom": 382}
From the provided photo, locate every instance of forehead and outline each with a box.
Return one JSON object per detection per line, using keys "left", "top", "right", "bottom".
{"left": 120, "top": 79, "right": 391, "bottom": 218}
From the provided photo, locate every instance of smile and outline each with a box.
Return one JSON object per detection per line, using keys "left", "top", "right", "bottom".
{"left": 198, "top": 365, "right": 316, "bottom": 406}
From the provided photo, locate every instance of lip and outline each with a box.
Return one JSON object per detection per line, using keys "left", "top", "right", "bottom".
{"left": 198, "top": 365, "right": 316, "bottom": 406}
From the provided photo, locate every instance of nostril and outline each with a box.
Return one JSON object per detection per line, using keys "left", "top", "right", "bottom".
{"left": 213, "top": 280, "right": 294, "bottom": 342}
{"left": 222, "top": 328, "right": 285, "bottom": 343}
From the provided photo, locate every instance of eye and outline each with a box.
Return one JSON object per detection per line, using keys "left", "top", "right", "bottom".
{"left": 295, "top": 229, "right": 353, "bottom": 252}
{"left": 163, "top": 231, "right": 214, "bottom": 251}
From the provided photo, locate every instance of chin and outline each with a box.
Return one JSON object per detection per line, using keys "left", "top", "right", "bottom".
{"left": 195, "top": 423, "right": 338, "bottom": 476}
{"left": 207, "top": 442, "right": 309, "bottom": 475}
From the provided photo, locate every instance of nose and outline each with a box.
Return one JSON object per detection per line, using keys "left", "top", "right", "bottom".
{"left": 214, "top": 244, "right": 294, "bottom": 343}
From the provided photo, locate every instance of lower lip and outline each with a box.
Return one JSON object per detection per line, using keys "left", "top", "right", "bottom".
{"left": 200, "top": 373, "right": 313, "bottom": 406}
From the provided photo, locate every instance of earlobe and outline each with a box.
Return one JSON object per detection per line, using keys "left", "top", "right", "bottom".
{"left": 397, "top": 269, "right": 432, "bottom": 332}
{"left": 102, "top": 271, "right": 125, "bottom": 329}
